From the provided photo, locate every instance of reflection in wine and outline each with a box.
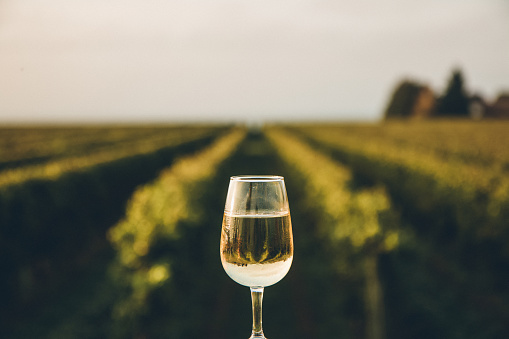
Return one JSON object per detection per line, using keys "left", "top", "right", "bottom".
{"left": 221, "top": 213, "right": 293, "bottom": 287}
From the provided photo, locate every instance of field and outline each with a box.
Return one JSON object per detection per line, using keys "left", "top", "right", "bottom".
{"left": 1, "top": 120, "right": 508, "bottom": 339}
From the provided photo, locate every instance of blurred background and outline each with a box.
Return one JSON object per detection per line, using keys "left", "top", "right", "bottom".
{"left": 1, "top": 1, "right": 509, "bottom": 339}
{"left": 1, "top": 0, "right": 508, "bottom": 123}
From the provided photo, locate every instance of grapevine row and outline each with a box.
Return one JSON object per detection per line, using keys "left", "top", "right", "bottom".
{"left": 306, "top": 120, "right": 509, "bottom": 168}
{"left": 0, "top": 125, "right": 217, "bottom": 170}
{"left": 106, "top": 128, "right": 246, "bottom": 337}
{"left": 0, "top": 126, "right": 226, "bottom": 321}
{"left": 292, "top": 124, "right": 509, "bottom": 248}
{"left": 266, "top": 128, "right": 398, "bottom": 254}
{"left": 267, "top": 126, "right": 509, "bottom": 338}
{"left": 265, "top": 127, "right": 398, "bottom": 339}
{"left": 286, "top": 123, "right": 509, "bottom": 338}
{"left": 0, "top": 126, "right": 218, "bottom": 188}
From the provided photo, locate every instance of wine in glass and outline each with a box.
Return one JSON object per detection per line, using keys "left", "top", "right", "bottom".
{"left": 220, "top": 175, "right": 294, "bottom": 339}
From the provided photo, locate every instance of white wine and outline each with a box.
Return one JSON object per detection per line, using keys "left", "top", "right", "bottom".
{"left": 220, "top": 212, "right": 293, "bottom": 287}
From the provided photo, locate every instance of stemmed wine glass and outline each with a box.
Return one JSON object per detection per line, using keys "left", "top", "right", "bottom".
{"left": 220, "top": 175, "right": 294, "bottom": 339}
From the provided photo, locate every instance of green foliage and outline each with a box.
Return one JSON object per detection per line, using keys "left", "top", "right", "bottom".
{"left": 4, "top": 121, "right": 509, "bottom": 338}
{"left": 267, "top": 128, "right": 398, "bottom": 256}
{"left": 0, "top": 125, "right": 218, "bottom": 170}
{"left": 293, "top": 122, "right": 509, "bottom": 246}
{"left": 0, "top": 126, "right": 224, "bottom": 324}
{"left": 266, "top": 127, "right": 399, "bottom": 339}
{"left": 106, "top": 129, "right": 246, "bottom": 337}
{"left": 0, "top": 126, "right": 218, "bottom": 187}
{"left": 436, "top": 68, "right": 470, "bottom": 116}
{"left": 291, "top": 121, "right": 509, "bottom": 338}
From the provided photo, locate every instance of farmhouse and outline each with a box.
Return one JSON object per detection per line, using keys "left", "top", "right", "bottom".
{"left": 469, "top": 95, "right": 487, "bottom": 120}
{"left": 486, "top": 93, "right": 509, "bottom": 119}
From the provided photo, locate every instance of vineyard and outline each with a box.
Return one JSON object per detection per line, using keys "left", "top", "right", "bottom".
{"left": 1, "top": 120, "right": 508, "bottom": 339}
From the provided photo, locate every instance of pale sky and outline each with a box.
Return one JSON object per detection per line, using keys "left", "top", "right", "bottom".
{"left": 1, "top": 0, "right": 508, "bottom": 123}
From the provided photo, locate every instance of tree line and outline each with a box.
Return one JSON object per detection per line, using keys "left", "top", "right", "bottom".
{"left": 384, "top": 68, "right": 508, "bottom": 119}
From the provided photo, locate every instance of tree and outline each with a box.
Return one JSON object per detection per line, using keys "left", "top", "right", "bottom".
{"left": 436, "top": 69, "right": 469, "bottom": 116}
{"left": 384, "top": 80, "right": 422, "bottom": 119}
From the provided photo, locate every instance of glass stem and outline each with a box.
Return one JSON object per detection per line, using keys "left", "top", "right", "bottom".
{"left": 250, "top": 287, "right": 265, "bottom": 338}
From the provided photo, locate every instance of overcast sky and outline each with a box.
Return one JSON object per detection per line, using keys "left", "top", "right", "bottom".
{"left": 1, "top": 0, "right": 508, "bottom": 123}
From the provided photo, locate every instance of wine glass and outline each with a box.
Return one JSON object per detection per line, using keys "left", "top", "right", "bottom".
{"left": 220, "top": 175, "right": 294, "bottom": 339}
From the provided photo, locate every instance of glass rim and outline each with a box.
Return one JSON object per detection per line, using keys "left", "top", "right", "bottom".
{"left": 230, "top": 175, "right": 284, "bottom": 182}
